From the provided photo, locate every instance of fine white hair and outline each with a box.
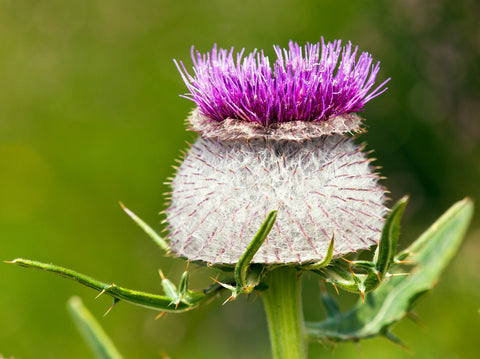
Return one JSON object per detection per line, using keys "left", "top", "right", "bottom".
{"left": 166, "top": 135, "right": 387, "bottom": 265}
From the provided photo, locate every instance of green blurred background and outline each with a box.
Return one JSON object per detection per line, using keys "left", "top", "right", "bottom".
{"left": 1, "top": 0, "right": 479, "bottom": 358}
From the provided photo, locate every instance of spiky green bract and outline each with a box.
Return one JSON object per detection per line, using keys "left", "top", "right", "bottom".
{"left": 234, "top": 210, "right": 277, "bottom": 294}
{"left": 7, "top": 212, "right": 279, "bottom": 313}
{"left": 306, "top": 197, "right": 473, "bottom": 344}
{"left": 374, "top": 195, "right": 408, "bottom": 277}
{"left": 312, "top": 196, "right": 408, "bottom": 295}
{"left": 120, "top": 203, "right": 169, "bottom": 252}
{"left": 67, "top": 296, "right": 124, "bottom": 359}
{"left": 8, "top": 259, "right": 226, "bottom": 313}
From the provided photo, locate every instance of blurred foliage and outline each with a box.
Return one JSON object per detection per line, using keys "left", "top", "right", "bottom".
{"left": 0, "top": 0, "right": 478, "bottom": 358}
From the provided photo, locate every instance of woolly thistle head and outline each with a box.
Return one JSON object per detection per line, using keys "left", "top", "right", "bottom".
{"left": 166, "top": 39, "right": 390, "bottom": 265}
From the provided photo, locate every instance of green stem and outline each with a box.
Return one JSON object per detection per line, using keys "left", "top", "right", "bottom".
{"left": 261, "top": 267, "right": 307, "bottom": 359}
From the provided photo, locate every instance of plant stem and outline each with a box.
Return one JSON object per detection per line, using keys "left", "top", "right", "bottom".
{"left": 261, "top": 266, "right": 307, "bottom": 359}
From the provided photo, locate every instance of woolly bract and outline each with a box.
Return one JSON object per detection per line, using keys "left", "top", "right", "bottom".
{"left": 166, "top": 135, "right": 386, "bottom": 264}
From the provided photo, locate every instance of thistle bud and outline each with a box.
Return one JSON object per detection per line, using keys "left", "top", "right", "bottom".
{"left": 166, "top": 39, "right": 390, "bottom": 265}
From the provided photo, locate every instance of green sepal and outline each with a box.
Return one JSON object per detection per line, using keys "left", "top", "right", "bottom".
{"left": 67, "top": 296, "right": 124, "bottom": 359}
{"left": 158, "top": 266, "right": 210, "bottom": 307}
{"left": 314, "top": 265, "right": 361, "bottom": 293}
{"left": 8, "top": 259, "right": 225, "bottom": 313}
{"left": 304, "top": 237, "right": 335, "bottom": 270}
{"left": 374, "top": 196, "right": 408, "bottom": 278}
{"left": 347, "top": 260, "right": 375, "bottom": 269}
{"left": 316, "top": 197, "right": 408, "bottom": 295}
{"left": 177, "top": 268, "right": 205, "bottom": 304}
{"left": 306, "top": 198, "right": 473, "bottom": 343}
{"left": 120, "top": 202, "right": 169, "bottom": 252}
{"left": 233, "top": 210, "right": 277, "bottom": 296}
{"left": 178, "top": 270, "right": 189, "bottom": 296}
{"left": 159, "top": 269, "right": 182, "bottom": 306}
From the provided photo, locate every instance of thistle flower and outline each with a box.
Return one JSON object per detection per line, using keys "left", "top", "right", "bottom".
{"left": 175, "top": 39, "right": 389, "bottom": 127}
{"left": 166, "top": 39, "right": 390, "bottom": 265}
{"left": 8, "top": 37, "right": 474, "bottom": 359}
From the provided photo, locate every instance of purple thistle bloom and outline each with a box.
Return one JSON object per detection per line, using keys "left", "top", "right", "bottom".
{"left": 175, "top": 39, "right": 390, "bottom": 126}
{"left": 167, "top": 39, "right": 389, "bottom": 265}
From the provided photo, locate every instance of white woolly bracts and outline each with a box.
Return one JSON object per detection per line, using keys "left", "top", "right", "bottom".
{"left": 187, "top": 108, "right": 365, "bottom": 142}
{"left": 165, "top": 122, "right": 387, "bottom": 265}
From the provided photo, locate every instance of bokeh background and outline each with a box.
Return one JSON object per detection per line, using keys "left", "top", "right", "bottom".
{"left": 1, "top": 0, "right": 479, "bottom": 358}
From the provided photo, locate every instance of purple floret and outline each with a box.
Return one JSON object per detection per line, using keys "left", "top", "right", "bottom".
{"left": 175, "top": 39, "right": 390, "bottom": 126}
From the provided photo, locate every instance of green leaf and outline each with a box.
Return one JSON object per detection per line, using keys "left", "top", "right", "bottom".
{"left": 67, "top": 296, "right": 124, "bottom": 359}
{"left": 304, "top": 237, "right": 335, "bottom": 270}
{"left": 234, "top": 210, "right": 277, "bottom": 294}
{"left": 8, "top": 259, "right": 225, "bottom": 313}
{"left": 306, "top": 198, "right": 473, "bottom": 343}
{"left": 374, "top": 196, "right": 408, "bottom": 278}
{"left": 158, "top": 269, "right": 181, "bottom": 305}
{"left": 120, "top": 202, "right": 169, "bottom": 251}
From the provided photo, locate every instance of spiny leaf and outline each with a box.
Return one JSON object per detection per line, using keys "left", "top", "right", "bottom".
{"left": 374, "top": 196, "right": 408, "bottom": 278}
{"left": 120, "top": 202, "right": 169, "bottom": 251}
{"left": 67, "top": 296, "right": 124, "bottom": 359}
{"left": 305, "top": 236, "right": 335, "bottom": 270}
{"left": 306, "top": 198, "right": 473, "bottom": 343}
{"left": 8, "top": 259, "right": 225, "bottom": 313}
{"left": 312, "top": 197, "right": 408, "bottom": 295}
{"left": 158, "top": 269, "right": 181, "bottom": 306}
{"left": 234, "top": 210, "right": 277, "bottom": 294}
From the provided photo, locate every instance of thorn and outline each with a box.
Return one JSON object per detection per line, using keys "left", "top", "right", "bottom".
{"left": 155, "top": 311, "right": 166, "bottom": 320}
{"left": 383, "top": 330, "right": 413, "bottom": 353}
{"left": 103, "top": 298, "right": 119, "bottom": 317}
{"left": 353, "top": 340, "right": 363, "bottom": 356}
{"left": 209, "top": 276, "right": 236, "bottom": 292}
{"left": 222, "top": 294, "right": 236, "bottom": 305}
{"left": 360, "top": 291, "right": 365, "bottom": 303}
{"left": 95, "top": 289, "right": 106, "bottom": 299}
{"left": 407, "top": 311, "right": 426, "bottom": 328}
{"left": 341, "top": 257, "right": 355, "bottom": 264}
{"left": 95, "top": 283, "right": 114, "bottom": 299}
{"left": 395, "top": 259, "right": 415, "bottom": 264}
{"left": 210, "top": 276, "right": 222, "bottom": 285}
{"left": 4, "top": 260, "right": 16, "bottom": 264}
{"left": 159, "top": 269, "right": 166, "bottom": 280}
{"left": 332, "top": 283, "right": 339, "bottom": 295}
{"left": 348, "top": 264, "right": 355, "bottom": 276}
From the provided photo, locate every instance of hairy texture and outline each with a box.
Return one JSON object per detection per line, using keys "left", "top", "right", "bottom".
{"left": 187, "top": 108, "right": 365, "bottom": 141}
{"left": 166, "top": 136, "right": 387, "bottom": 264}
{"left": 175, "top": 39, "right": 390, "bottom": 127}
